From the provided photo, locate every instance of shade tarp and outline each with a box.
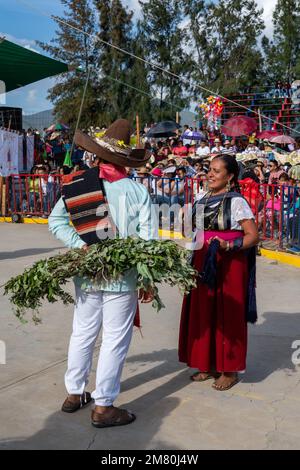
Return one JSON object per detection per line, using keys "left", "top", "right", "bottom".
{"left": 0, "top": 38, "right": 69, "bottom": 93}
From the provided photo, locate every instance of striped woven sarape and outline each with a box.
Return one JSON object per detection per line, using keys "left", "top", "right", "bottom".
{"left": 61, "top": 166, "right": 115, "bottom": 245}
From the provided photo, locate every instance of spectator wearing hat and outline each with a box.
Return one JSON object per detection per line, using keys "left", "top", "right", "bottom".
{"left": 244, "top": 142, "right": 260, "bottom": 155}
{"left": 222, "top": 140, "right": 236, "bottom": 155}
{"left": 211, "top": 138, "right": 224, "bottom": 154}
{"left": 254, "top": 159, "right": 267, "bottom": 184}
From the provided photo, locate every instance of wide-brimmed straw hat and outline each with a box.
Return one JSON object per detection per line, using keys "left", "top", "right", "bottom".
{"left": 75, "top": 119, "right": 150, "bottom": 168}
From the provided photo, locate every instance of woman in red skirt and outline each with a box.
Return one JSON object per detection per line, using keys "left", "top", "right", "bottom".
{"left": 179, "top": 155, "right": 259, "bottom": 390}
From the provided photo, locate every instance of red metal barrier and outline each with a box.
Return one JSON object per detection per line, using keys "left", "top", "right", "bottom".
{"left": 185, "top": 177, "right": 296, "bottom": 245}
{"left": 6, "top": 174, "right": 62, "bottom": 217}
{"left": 3, "top": 174, "right": 298, "bottom": 248}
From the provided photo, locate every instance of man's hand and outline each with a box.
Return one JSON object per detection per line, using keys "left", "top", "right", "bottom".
{"left": 138, "top": 288, "right": 154, "bottom": 303}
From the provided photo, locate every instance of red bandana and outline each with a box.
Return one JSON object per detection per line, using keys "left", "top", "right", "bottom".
{"left": 99, "top": 162, "right": 127, "bottom": 182}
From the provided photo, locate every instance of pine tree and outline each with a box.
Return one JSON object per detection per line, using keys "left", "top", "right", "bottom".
{"left": 184, "top": 0, "right": 265, "bottom": 96}
{"left": 94, "top": 0, "right": 141, "bottom": 125}
{"left": 38, "top": 0, "right": 99, "bottom": 128}
{"left": 262, "top": 0, "right": 300, "bottom": 83}
{"left": 138, "top": 0, "right": 194, "bottom": 122}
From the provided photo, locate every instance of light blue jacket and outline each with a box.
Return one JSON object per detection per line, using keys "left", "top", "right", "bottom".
{"left": 48, "top": 178, "right": 158, "bottom": 292}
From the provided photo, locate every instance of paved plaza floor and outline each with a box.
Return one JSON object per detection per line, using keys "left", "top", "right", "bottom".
{"left": 0, "top": 223, "right": 300, "bottom": 450}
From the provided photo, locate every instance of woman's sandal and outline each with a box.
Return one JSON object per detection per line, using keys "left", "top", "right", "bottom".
{"left": 91, "top": 407, "right": 136, "bottom": 428}
{"left": 190, "top": 371, "right": 215, "bottom": 382}
{"left": 61, "top": 391, "right": 92, "bottom": 413}
{"left": 212, "top": 376, "right": 239, "bottom": 391}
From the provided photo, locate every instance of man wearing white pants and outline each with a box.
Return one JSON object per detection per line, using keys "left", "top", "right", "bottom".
{"left": 49, "top": 119, "right": 156, "bottom": 428}
{"left": 65, "top": 288, "right": 137, "bottom": 406}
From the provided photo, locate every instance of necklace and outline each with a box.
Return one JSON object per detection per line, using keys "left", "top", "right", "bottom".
{"left": 203, "top": 190, "right": 228, "bottom": 230}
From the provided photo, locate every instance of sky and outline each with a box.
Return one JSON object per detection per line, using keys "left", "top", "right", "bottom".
{"left": 0, "top": 0, "right": 277, "bottom": 116}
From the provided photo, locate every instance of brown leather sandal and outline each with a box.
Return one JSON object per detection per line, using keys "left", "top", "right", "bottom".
{"left": 190, "top": 371, "right": 214, "bottom": 382}
{"left": 91, "top": 406, "right": 136, "bottom": 428}
{"left": 212, "top": 375, "right": 239, "bottom": 391}
{"left": 190, "top": 371, "right": 221, "bottom": 382}
{"left": 61, "top": 391, "right": 92, "bottom": 413}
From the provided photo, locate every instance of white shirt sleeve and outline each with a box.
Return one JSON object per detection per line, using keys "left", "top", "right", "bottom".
{"left": 231, "top": 197, "right": 255, "bottom": 225}
{"left": 48, "top": 197, "right": 86, "bottom": 249}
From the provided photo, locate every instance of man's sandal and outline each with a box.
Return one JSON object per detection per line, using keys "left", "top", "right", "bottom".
{"left": 91, "top": 407, "right": 136, "bottom": 428}
{"left": 61, "top": 391, "right": 92, "bottom": 413}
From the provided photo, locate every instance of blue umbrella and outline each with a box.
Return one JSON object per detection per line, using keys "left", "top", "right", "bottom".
{"left": 182, "top": 131, "right": 205, "bottom": 141}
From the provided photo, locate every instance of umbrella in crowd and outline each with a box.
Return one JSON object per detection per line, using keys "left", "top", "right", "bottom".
{"left": 221, "top": 115, "right": 257, "bottom": 137}
{"left": 256, "top": 130, "right": 281, "bottom": 139}
{"left": 181, "top": 130, "right": 205, "bottom": 141}
{"left": 269, "top": 135, "right": 296, "bottom": 145}
{"left": 146, "top": 121, "right": 181, "bottom": 138}
{"left": 46, "top": 123, "right": 70, "bottom": 133}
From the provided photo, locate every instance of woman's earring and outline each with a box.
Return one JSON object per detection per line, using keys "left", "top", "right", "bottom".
{"left": 226, "top": 180, "right": 231, "bottom": 191}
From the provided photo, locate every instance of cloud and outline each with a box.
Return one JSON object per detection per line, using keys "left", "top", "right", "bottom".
{"left": 125, "top": 0, "right": 142, "bottom": 17}
{"left": 27, "top": 89, "right": 38, "bottom": 104}
{"left": 256, "top": 0, "right": 276, "bottom": 38}
{"left": 0, "top": 31, "right": 39, "bottom": 52}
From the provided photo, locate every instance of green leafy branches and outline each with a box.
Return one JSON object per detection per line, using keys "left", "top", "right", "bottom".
{"left": 4, "top": 238, "right": 197, "bottom": 324}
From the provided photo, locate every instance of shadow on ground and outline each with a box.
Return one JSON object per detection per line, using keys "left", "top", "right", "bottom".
{"left": 0, "top": 248, "right": 61, "bottom": 261}
{"left": 0, "top": 310, "right": 299, "bottom": 449}
{"left": 0, "top": 349, "right": 186, "bottom": 450}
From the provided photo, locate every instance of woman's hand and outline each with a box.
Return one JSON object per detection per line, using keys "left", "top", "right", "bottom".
{"left": 139, "top": 288, "right": 154, "bottom": 303}
{"left": 82, "top": 244, "right": 89, "bottom": 252}
{"left": 207, "top": 236, "right": 229, "bottom": 250}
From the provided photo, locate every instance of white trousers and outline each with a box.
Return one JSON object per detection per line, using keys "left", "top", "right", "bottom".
{"left": 65, "top": 285, "right": 138, "bottom": 406}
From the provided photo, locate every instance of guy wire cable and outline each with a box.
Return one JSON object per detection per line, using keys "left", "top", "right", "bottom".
{"left": 15, "top": 0, "right": 300, "bottom": 136}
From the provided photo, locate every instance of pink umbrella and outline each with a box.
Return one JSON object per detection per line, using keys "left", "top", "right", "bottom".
{"left": 256, "top": 130, "right": 281, "bottom": 139}
{"left": 269, "top": 135, "right": 296, "bottom": 145}
{"left": 221, "top": 116, "right": 257, "bottom": 137}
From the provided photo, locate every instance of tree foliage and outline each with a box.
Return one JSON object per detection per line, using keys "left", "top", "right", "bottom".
{"left": 184, "top": 0, "right": 265, "bottom": 96}
{"left": 262, "top": 0, "right": 300, "bottom": 83}
{"left": 38, "top": 0, "right": 98, "bottom": 128}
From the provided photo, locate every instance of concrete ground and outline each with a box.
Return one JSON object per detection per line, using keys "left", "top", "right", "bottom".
{"left": 0, "top": 223, "right": 300, "bottom": 450}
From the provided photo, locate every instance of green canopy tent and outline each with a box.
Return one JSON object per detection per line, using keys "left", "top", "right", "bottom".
{"left": 0, "top": 37, "right": 70, "bottom": 92}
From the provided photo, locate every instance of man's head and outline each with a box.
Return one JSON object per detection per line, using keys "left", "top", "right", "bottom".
{"left": 176, "top": 166, "right": 187, "bottom": 179}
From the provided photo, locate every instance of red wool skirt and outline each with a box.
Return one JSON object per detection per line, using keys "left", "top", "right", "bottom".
{"left": 179, "top": 230, "right": 248, "bottom": 372}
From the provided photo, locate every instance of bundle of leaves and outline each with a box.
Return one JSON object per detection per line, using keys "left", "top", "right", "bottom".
{"left": 4, "top": 238, "right": 197, "bottom": 324}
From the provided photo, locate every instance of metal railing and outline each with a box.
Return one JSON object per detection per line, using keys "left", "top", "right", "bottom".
{"left": 2, "top": 173, "right": 300, "bottom": 252}
{"left": 5, "top": 174, "right": 62, "bottom": 218}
